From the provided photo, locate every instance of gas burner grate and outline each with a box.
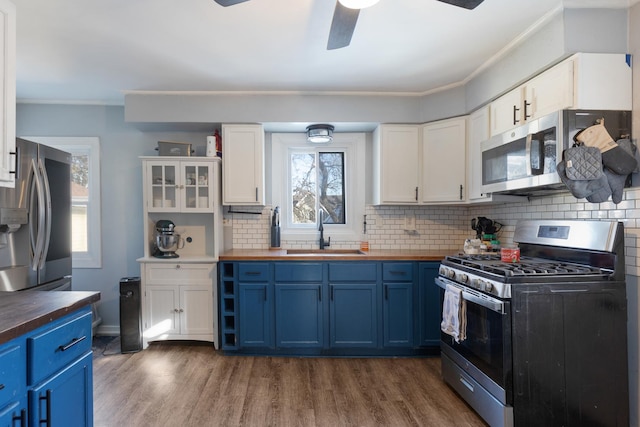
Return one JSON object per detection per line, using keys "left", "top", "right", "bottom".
{"left": 481, "top": 261, "right": 602, "bottom": 277}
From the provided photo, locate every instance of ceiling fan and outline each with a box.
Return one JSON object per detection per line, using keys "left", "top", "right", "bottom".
{"left": 214, "top": 0, "right": 484, "bottom": 50}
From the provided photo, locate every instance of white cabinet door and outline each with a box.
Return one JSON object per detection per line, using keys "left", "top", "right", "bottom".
{"left": 422, "top": 117, "right": 467, "bottom": 203}
{"left": 0, "top": 0, "right": 16, "bottom": 187}
{"left": 145, "top": 160, "right": 181, "bottom": 212}
{"left": 526, "top": 59, "right": 574, "bottom": 120}
{"left": 222, "top": 124, "right": 265, "bottom": 205}
{"left": 180, "top": 161, "right": 215, "bottom": 212}
{"left": 146, "top": 286, "right": 180, "bottom": 336}
{"left": 467, "top": 107, "right": 491, "bottom": 202}
{"left": 489, "top": 87, "right": 523, "bottom": 136}
{"left": 180, "top": 285, "right": 214, "bottom": 335}
{"left": 373, "top": 125, "right": 420, "bottom": 204}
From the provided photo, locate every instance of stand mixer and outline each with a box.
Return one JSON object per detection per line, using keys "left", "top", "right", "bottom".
{"left": 153, "top": 220, "right": 183, "bottom": 258}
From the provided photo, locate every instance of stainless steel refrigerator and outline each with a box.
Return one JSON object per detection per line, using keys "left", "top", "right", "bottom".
{"left": 0, "top": 138, "right": 72, "bottom": 291}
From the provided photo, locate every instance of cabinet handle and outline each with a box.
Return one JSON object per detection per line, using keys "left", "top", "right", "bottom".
{"left": 9, "top": 149, "right": 17, "bottom": 175}
{"left": 179, "top": 309, "right": 184, "bottom": 313}
{"left": 385, "top": 284, "right": 388, "bottom": 300}
{"left": 57, "top": 336, "right": 87, "bottom": 352}
{"left": 174, "top": 308, "right": 180, "bottom": 313}
{"left": 245, "top": 271, "right": 260, "bottom": 276}
{"left": 176, "top": 264, "right": 181, "bottom": 269}
{"left": 0, "top": 384, "right": 4, "bottom": 390}
{"left": 318, "top": 286, "right": 322, "bottom": 302}
{"left": 523, "top": 100, "right": 531, "bottom": 119}
{"left": 330, "top": 286, "right": 334, "bottom": 301}
{"left": 512, "top": 105, "right": 520, "bottom": 125}
{"left": 255, "top": 187, "right": 258, "bottom": 202}
{"left": 459, "top": 184, "right": 463, "bottom": 200}
{"left": 389, "top": 271, "right": 406, "bottom": 276}
{"left": 13, "top": 409, "right": 26, "bottom": 426}
{"left": 39, "top": 390, "right": 52, "bottom": 427}
{"left": 415, "top": 187, "right": 418, "bottom": 201}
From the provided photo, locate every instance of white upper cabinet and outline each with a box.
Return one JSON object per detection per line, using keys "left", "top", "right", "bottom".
{"left": 489, "top": 53, "right": 631, "bottom": 137}
{"left": 467, "top": 107, "right": 491, "bottom": 202}
{"left": 222, "top": 124, "right": 265, "bottom": 205}
{"left": 422, "top": 117, "right": 467, "bottom": 203}
{"left": 490, "top": 59, "right": 573, "bottom": 136}
{"left": 142, "top": 158, "right": 218, "bottom": 213}
{"left": 372, "top": 125, "right": 421, "bottom": 204}
{"left": 0, "top": 0, "right": 16, "bottom": 188}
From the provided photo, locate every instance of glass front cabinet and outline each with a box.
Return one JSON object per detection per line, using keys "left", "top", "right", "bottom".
{"left": 144, "top": 158, "right": 215, "bottom": 213}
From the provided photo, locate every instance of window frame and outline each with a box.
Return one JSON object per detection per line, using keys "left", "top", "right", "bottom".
{"left": 25, "top": 136, "right": 102, "bottom": 268}
{"left": 271, "top": 132, "right": 365, "bottom": 243}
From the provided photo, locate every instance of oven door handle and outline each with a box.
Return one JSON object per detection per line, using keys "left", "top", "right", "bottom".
{"left": 435, "top": 277, "right": 506, "bottom": 315}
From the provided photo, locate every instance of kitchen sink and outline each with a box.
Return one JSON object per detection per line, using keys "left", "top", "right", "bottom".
{"left": 286, "top": 249, "right": 367, "bottom": 256}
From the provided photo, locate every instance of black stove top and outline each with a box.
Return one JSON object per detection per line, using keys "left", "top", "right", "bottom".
{"left": 444, "top": 253, "right": 607, "bottom": 279}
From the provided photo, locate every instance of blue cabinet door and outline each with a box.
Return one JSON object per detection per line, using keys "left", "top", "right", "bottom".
{"left": 238, "top": 283, "right": 273, "bottom": 348}
{"left": 29, "top": 351, "right": 93, "bottom": 427}
{"left": 275, "top": 284, "right": 323, "bottom": 348}
{"left": 330, "top": 284, "right": 377, "bottom": 348}
{"left": 418, "top": 262, "right": 441, "bottom": 347}
{"left": 383, "top": 283, "right": 413, "bottom": 347}
{"left": 0, "top": 398, "right": 27, "bottom": 427}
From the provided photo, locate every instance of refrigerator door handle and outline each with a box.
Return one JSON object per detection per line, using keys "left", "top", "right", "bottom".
{"left": 38, "top": 159, "right": 52, "bottom": 270}
{"left": 29, "top": 158, "right": 46, "bottom": 271}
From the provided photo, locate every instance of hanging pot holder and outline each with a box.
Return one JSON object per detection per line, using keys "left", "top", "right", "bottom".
{"left": 563, "top": 143, "right": 603, "bottom": 181}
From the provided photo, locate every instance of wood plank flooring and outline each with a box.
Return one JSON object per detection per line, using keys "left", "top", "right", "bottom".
{"left": 92, "top": 341, "right": 488, "bottom": 427}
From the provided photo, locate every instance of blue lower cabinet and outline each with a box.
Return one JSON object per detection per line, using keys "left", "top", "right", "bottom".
{"left": 239, "top": 283, "right": 273, "bottom": 347}
{"left": 330, "top": 284, "right": 377, "bottom": 348}
{"left": 29, "top": 351, "right": 93, "bottom": 427}
{"left": 418, "top": 262, "right": 441, "bottom": 347}
{"left": 275, "top": 284, "right": 323, "bottom": 347}
{"left": 0, "top": 398, "right": 27, "bottom": 427}
{"left": 383, "top": 283, "right": 413, "bottom": 347}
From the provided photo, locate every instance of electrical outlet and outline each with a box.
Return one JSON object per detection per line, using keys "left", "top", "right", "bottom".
{"left": 404, "top": 214, "right": 416, "bottom": 231}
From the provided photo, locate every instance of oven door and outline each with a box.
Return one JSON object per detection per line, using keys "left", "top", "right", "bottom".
{"left": 436, "top": 276, "right": 513, "bottom": 405}
{"left": 481, "top": 111, "right": 561, "bottom": 193}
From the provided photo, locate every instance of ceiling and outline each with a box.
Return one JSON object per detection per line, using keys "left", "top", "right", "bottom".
{"left": 13, "top": 0, "right": 638, "bottom": 105}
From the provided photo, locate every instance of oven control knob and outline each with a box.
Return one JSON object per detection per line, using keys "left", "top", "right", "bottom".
{"left": 484, "top": 282, "right": 493, "bottom": 292}
{"left": 447, "top": 269, "right": 456, "bottom": 279}
{"left": 458, "top": 273, "right": 469, "bottom": 284}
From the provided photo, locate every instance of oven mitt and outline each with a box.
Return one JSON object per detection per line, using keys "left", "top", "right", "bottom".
{"left": 574, "top": 121, "right": 637, "bottom": 175}
{"left": 557, "top": 160, "right": 610, "bottom": 200}
{"left": 606, "top": 139, "right": 637, "bottom": 204}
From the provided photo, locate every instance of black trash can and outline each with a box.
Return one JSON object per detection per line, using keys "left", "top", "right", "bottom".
{"left": 119, "top": 277, "right": 142, "bottom": 353}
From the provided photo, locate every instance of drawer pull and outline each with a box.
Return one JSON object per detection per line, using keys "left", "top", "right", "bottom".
{"left": 0, "top": 383, "right": 4, "bottom": 390}
{"left": 57, "top": 336, "right": 87, "bottom": 352}
{"left": 389, "top": 271, "right": 406, "bottom": 276}
{"left": 39, "top": 390, "right": 52, "bottom": 426}
{"left": 459, "top": 375, "right": 474, "bottom": 392}
{"left": 245, "top": 272, "right": 261, "bottom": 276}
{"left": 13, "top": 408, "right": 26, "bottom": 426}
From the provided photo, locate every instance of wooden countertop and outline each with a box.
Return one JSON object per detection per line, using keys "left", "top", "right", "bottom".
{"left": 219, "top": 249, "right": 455, "bottom": 261}
{"left": 0, "top": 291, "right": 101, "bottom": 345}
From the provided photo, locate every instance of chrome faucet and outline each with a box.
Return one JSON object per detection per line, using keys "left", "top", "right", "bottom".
{"left": 319, "top": 210, "right": 330, "bottom": 250}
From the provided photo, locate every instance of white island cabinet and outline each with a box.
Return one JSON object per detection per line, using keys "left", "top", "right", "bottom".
{"left": 0, "top": 0, "right": 15, "bottom": 188}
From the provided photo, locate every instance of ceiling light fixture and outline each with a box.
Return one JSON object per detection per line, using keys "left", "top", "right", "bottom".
{"left": 306, "top": 124, "right": 334, "bottom": 144}
{"left": 338, "top": 0, "right": 380, "bottom": 9}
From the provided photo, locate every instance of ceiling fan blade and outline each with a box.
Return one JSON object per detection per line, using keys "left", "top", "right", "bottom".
{"left": 327, "top": 2, "right": 360, "bottom": 50}
{"left": 213, "top": 0, "right": 250, "bottom": 6}
{"left": 436, "top": 0, "right": 484, "bottom": 10}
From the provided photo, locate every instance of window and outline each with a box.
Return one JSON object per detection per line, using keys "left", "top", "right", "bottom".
{"left": 26, "top": 137, "right": 102, "bottom": 268}
{"left": 291, "top": 151, "right": 345, "bottom": 226}
{"left": 272, "top": 133, "right": 365, "bottom": 242}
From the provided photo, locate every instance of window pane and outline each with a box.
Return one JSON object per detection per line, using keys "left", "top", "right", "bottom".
{"left": 72, "top": 204, "right": 88, "bottom": 252}
{"left": 318, "top": 152, "right": 345, "bottom": 224}
{"left": 291, "top": 153, "right": 317, "bottom": 224}
{"left": 71, "top": 153, "right": 89, "bottom": 253}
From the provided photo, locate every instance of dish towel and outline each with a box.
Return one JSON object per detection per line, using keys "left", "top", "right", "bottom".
{"left": 441, "top": 284, "right": 467, "bottom": 343}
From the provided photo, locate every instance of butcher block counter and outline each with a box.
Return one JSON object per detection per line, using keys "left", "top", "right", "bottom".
{"left": 0, "top": 290, "right": 100, "bottom": 345}
{"left": 219, "top": 248, "right": 454, "bottom": 261}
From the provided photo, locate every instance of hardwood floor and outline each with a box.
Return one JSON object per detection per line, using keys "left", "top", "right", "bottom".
{"left": 92, "top": 341, "right": 487, "bottom": 427}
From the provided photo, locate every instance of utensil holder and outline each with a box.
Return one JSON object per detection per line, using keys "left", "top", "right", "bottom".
{"left": 270, "top": 225, "right": 280, "bottom": 248}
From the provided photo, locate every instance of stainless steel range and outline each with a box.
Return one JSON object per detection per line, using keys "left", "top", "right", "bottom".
{"left": 436, "top": 219, "right": 628, "bottom": 427}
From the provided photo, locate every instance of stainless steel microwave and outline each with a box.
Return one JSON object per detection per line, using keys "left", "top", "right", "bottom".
{"left": 480, "top": 110, "right": 632, "bottom": 195}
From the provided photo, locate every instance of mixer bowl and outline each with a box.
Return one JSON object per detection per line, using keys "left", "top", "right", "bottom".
{"left": 156, "top": 234, "right": 182, "bottom": 253}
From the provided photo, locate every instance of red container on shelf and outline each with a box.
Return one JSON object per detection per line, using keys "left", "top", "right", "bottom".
{"left": 501, "top": 246, "right": 520, "bottom": 263}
